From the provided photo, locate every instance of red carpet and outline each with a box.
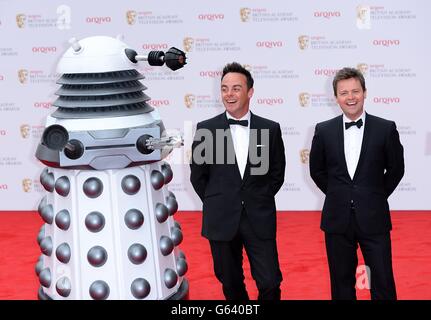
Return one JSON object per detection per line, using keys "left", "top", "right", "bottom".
{"left": 0, "top": 211, "right": 430, "bottom": 300}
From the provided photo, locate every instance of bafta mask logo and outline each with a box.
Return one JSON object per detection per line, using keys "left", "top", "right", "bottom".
{"left": 184, "top": 94, "right": 196, "bottom": 108}
{"left": 20, "top": 124, "right": 31, "bottom": 138}
{"left": 298, "top": 35, "right": 309, "bottom": 50}
{"left": 56, "top": 5, "right": 72, "bottom": 30}
{"left": 300, "top": 149, "right": 310, "bottom": 164}
{"left": 240, "top": 8, "right": 251, "bottom": 22}
{"left": 18, "top": 69, "right": 28, "bottom": 84}
{"left": 299, "top": 92, "right": 310, "bottom": 107}
{"left": 126, "top": 10, "right": 137, "bottom": 25}
{"left": 242, "top": 64, "right": 252, "bottom": 72}
{"left": 356, "top": 5, "right": 371, "bottom": 29}
{"left": 183, "top": 37, "right": 194, "bottom": 52}
{"left": 357, "top": 63, "right": 369, "bottom": 76}
{"left": 22, "top": 178, "right": 32, "bottom": 193}
{"left": 16, "top": 14, "right": 26, "bottom": 28}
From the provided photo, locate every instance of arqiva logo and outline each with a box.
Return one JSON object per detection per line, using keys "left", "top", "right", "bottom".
{"left": 142, "top": 43, "right": 169, "bottom": 50}
{"left": 373, "top": 97, "right": 400, "bottom": 104}
{"left": 86, "top": 16, "right": 112, "bottom": 24}
{"left": 148, "top": 99, "right": 170, "bottom": 107}
{"left": 314, "top": 11, "right": 341, "bottom": 19}
{"left": 257, "top": 98, "right": 284, "bottom": 106}
{"left": 198, "top": 14, "right": 224, "bottom": 21}
{"left": 32, "top": 46, "right": 57, "bottom": 54}
{"left": 373, "top": 39, "right": 400, "bottom": 47}
{"left": 314, "top": 68, "right": 339, "bottom": 76}
{"left": 199, "top": 70, "right": 223, "bottom": 78}
{"left": 34, "top": 102, "right": 52, "bottom": 109}
{"left": 256, "top": 41, "right": 283, "bottom": 48}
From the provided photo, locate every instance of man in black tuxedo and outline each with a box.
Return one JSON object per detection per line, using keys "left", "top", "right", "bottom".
{"left": 190, "top": 62, "right": 285, "bottom": 300}
{"left": 309, "top": 67, "right": 404, "bottom": 300}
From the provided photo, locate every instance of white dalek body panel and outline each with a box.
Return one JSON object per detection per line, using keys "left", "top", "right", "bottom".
{"left": 35, "top": 36, "right": 188, "bottom": 300}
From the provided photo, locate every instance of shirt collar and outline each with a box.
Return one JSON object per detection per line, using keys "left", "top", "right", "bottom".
{"left": 343, "top": 111, "right": 366, "bottom": 127}
{"left": 226, "top": 110, "right": 251, "bottom": 122}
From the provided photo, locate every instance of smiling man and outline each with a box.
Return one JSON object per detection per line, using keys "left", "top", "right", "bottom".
{"left": 309, "top": 67, "right": 405, "bottom": 300}
{"left": 190, "top": 62, "right": 285, "bottom": 300}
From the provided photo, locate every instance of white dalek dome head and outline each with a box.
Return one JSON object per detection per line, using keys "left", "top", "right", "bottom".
{"left": 57, "top": 36, "right": 137, "bottom": 74}
{"left": 35, "top": 36, "right": 186, "bottom": 170}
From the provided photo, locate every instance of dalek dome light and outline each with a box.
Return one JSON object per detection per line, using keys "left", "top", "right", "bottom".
{"left": 57, "top": 36, "right": 137, "bottom": 74}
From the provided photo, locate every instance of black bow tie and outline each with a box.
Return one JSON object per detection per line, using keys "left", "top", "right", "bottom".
{"left": 345, "top": 118, "right": 363, "bottom": 130}
{"left": 228, "top": 119, "right": 248, "bottom": 127}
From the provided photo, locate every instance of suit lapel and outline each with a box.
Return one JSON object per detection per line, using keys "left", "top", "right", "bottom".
{"left": 352, "top": 113, "right": 371, "bottom": 181}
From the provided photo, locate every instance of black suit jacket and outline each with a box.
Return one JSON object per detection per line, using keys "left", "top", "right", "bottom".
{"left": 309, "top": 113, "right": 404, "bottom": 234}
{"left": 190, "top": 111, "right": 285, "bottom": 241}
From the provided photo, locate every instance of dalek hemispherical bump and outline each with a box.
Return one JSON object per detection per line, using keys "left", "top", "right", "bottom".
{"left": 55, "top": 176, "right": 71, "bottom": 197}
{"left": 124, "top": 209, "right": 144, "bottom": 229}
{"left": 121, "top": 175, "right": 141, "bottom": 195}
{"left": 128, "top": 243, "right": 147, "bottom": 265}
{"left": 56, "top": 277, "right": 72, "bottom": 297}
{"left": 39, "top": 204, "right": 54, "bottom": 224}
{"left": 40, "top": 236, "right": 53, "bottom": 256}
{"left": 35, "top": 256, "right": 44, "bottom": 276}
{"left": 55, "top": 209, "right": 71, "bottom": 230}
{"left": 85, "top": 211, "right": 105, "bottom": 233}
{"left": 56, "top": 243, "right": 71, "bottom": 264}
{"left": 37, "top": 225, "right": 45, "bottom": 245}
{"left": 166, "top": 196, "right": 178, "bottom": 216}
{"left": 131, "top": 278, "right": 151, "bottom": 299}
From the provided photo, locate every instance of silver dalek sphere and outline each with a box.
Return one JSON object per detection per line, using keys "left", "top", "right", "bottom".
{"left": 35, "top": 35, "right": 188, "bottom": 300}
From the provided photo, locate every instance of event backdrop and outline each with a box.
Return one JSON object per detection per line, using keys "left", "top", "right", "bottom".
{"left": 0, "top": 0, "right": 429, "bottom": 211}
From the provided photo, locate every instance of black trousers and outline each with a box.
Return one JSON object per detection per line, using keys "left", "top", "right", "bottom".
{"left": 209, "top": 210, "right": 282, "bottom": 300}
{"left": 325, "top": 209, "right": 397, "bottom": 300}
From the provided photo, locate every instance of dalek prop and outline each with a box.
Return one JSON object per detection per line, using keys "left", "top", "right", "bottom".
{"left": 34, "top": 36, "right": 188, "bottom": 300}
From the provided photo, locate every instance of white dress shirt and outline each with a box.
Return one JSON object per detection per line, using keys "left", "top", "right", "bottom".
{"left": 343, "top": 112, "right": 366, "bottom": 180}
{"left": 226, "top": 111, "right": 250, "bottom": 179}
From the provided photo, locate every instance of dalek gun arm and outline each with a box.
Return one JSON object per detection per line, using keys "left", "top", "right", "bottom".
{"left": 125, "top": 47, "right": 187, "bottom": 71}
{"left": 146, "top": 135, "right": 184, "bottom": 150}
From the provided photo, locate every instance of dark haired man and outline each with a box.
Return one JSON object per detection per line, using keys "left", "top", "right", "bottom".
{"left": 309, "top": 67, "right": 404, "bottom": 300}
{"left": 190, "top": 62, "right": 285, "bottom": 300}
